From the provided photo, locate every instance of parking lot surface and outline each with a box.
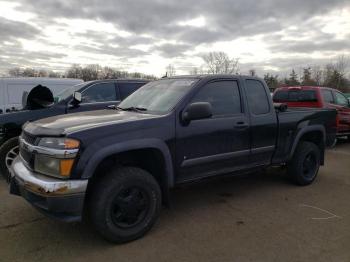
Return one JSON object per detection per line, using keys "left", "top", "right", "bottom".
{"left": 0, "top": 142, "right": 349, "bottom": 262}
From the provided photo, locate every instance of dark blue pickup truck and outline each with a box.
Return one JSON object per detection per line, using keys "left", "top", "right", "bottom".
{"left": 9, "top": 75, "right": 337, "bottom": 243}
{"left": 0, "top": 79, "right": 149, "bottom": 178}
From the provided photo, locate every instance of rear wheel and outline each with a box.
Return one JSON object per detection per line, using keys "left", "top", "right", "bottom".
{"left": 0, "top": 137, "right": 19, "bottom": 180}
{"left": 287, "top": 141, "right": 321, "bottom": 186}
{"left": 89, "top": 167, "right": 162, "bottom": 243}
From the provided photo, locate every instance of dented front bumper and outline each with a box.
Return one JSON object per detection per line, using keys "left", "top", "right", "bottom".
{"left": 9, "top": 157, "right": 88, "bottom": 222}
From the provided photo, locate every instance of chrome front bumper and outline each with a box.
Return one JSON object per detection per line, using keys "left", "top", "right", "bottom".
{"left": 9, "top": 157, "right": 88, "bottom": 222}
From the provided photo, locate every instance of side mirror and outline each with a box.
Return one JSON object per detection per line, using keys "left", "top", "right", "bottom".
{"left": 72, "top": 92, "right": 82, "bottom": 104}
{"left": 182, "top": 102, "right": 213, "bottom": 122}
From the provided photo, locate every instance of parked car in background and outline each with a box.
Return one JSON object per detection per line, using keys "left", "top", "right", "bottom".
{"left": 9, "top": 75, "right": 336, "bottom": 243}
{"left": 345, "top": 93, "right": 350, "bottom": 103}
{"left": 0, "top": 79, "right": 149, "bottom": 179}
{"left": 0, "top": 77, "right": 83, "bottom": 114}
{"left": 273, "top": 86, "right": 350, "bottom": 141}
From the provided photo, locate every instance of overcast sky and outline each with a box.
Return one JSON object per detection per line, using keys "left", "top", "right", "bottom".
{"left": 0, "top": 0, "right": 349, "bottom": 77}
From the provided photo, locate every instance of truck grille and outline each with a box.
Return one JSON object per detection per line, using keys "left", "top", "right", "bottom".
{"left": 21, "top": 132, "right": 37, "bottom": 145}
{"left": 20, "top": 146, "right": 32, "bottom": 166}
{"left": 20, "top": 132, "right": 37, "bottom": 169}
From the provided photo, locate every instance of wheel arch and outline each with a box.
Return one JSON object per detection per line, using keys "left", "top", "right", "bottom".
{"left": 288, "top": 125, "right": 326, "bottom": 165}
{"left": 80, "top": 139, "right": 174, "bottom": 204}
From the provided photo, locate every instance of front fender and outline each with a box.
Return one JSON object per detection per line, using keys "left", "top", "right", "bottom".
{"left": 79, "top": 138, "right": 175, "bottom": 188}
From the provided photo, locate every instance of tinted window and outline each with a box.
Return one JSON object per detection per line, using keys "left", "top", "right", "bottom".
{"left": 82, "top": 83, "right": 117, "bottom": 103}
{"left": 273, "top": 90, "right": 317, "bottom": 102}
{"left": 191, "top": 80, "right": 241, "bottom": 116}
{"left": 246, "top": 80, "right": 270, "bottom": 114}
{"left": 273, "top": 91, "right": 288, "bottom": 101}
{"left": 334, "top": 92, "right": 349, "bottom": 106}
{"left": 321, "top": 90, "right": 334, "bottom": 104}
{"left": 119, "top": 82, "right": 146, "bottom": 100}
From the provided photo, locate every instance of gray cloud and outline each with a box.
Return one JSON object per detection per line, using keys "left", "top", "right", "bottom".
{"left": 16, "top": 0, "right": 349, "bottom": 42}
{"left": 153, "top": 43, "right": 192, "bottom": 58}
{"left": 0, "top": 17, "right": 40, "bottom": 43}
{"left": 271, "top": 39, "right": 350, "bottom": 53}
{"left": 0, "top": 0, "right": 349, "bottom": 74}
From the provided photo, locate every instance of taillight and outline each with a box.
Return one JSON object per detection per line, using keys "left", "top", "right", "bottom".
{"left": 335, "top": 112, "right": 340, "bottom": 127}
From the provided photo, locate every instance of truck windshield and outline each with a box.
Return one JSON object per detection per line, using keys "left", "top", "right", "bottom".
{"left": 118, "top": 78, "right": 198, "bottom": 114}
{"left": 55, "top": 83, "right": 86, "bottom": 102}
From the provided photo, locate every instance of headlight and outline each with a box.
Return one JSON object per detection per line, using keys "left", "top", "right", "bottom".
{"left": 38, "top": 137, "right": 80, "bottom": 149}
{"left": 35, "top": 155, "right": 75, "bottom": 178}
{"left": 34, "top": 137, "right": 80, "bottom": 178}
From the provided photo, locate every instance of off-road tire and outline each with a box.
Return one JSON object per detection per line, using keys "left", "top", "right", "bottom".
{"left": 89, "top": 166, "right": 162, "bottom": 243}
{"left": 287, "top": 141, "right": 321, "bottom": 186}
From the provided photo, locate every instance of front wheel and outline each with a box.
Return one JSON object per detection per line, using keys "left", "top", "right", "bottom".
{"left": 0, "top": 137, "right": 19, "bottom": 180}
{"left": 287, "top": 141, "right": 321, "bottom": 186}
{"left": 88, "top": 167, "right": 162, "bottom": 243}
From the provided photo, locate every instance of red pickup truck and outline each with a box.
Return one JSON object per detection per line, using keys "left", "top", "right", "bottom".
{"left": 273, "top": 86, "right": 350, "bottom": 140}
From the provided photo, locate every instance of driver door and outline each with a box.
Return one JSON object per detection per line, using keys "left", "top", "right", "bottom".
{"left": 175, "top": 79, "right": 250, "bottom": 183}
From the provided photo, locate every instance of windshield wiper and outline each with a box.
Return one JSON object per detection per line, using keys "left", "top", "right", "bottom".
{"left": 116, "top": 106, "right": 148, "bottom": 112}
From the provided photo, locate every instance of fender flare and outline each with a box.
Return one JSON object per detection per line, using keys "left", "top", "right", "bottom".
{"left": 80, "top": 138, "right": 175, "bottom": 188}
{"left": 288, "top": 125, "right": 326, "bottom": 162}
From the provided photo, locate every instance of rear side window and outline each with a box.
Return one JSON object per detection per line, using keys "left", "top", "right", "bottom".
{"left": 191, "top": 80, "right": 241, "bottom": 116}
{"left": 334, "top": 92, "right": 349, "bottom": 106}
{"left": 321, "top": 90, "right": 334, "bottom": 104}
{"left": 119, "top": 82, "right": 146, "bottom": 100}
{"left": 273, "top": 90, "right": 318, "bottom": 102}
{"left": 82, "top": 83, "right": 117, "bottom": 103}
{"left": 246, "top": 80, "right": 270, "bottom": 115}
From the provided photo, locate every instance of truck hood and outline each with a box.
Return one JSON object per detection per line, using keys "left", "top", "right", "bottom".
{"left": 24, "top": 109, "right": 160, "bottom": 136}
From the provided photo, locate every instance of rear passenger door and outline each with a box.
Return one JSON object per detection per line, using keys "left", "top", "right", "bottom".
{"left": 176, "top": 79, "right": 251, "bottom": 182}
{"left": 245, "top": 79, "right": 277, "bottom": 165}
{"left": 68, "top": 82, "right": 120, "bottom": 113}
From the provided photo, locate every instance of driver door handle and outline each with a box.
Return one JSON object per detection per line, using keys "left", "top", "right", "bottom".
{"left": 234, "top": 121, "right": 249, "bottom": 129}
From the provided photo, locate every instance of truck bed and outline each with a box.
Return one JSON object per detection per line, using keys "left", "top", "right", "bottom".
{"left": 273, "top": 107, "right": 337, "bottom": 164}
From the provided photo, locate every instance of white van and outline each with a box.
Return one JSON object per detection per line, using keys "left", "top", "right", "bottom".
{"left": 0, "top": 77, "right": 83, "bottom": 114}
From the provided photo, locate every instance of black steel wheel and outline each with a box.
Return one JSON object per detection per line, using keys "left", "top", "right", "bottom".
{"left": 110, "top": 187, "right": 150, "bottom": 229}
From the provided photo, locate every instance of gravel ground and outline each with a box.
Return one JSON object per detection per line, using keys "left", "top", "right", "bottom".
{"left": 0, "top": 141, "right": 349, "bottom": 262}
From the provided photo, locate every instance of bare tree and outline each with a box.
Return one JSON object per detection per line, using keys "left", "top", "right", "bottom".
{"left": 249, "top": 69, "right": 256, "bottom": 76}
{"left": 190, "top": 67, "right": 199, "bottom": 75}
{"left": 23, "top": 68, "right": 36, "bottom": 77}
{"left": 8, "top": 67, "right": 21, "bottom": 77}
{"left": 166, "top": 64, "right": 176, "bottom": 76}
{"left": 66, "top": 64, "right": 83, "bottom": 79}
{"left": 201, "top": 52, "right": 239, "bottom": 74}
{"left": 311, "top": 66, "right": 323, "bottom": 85}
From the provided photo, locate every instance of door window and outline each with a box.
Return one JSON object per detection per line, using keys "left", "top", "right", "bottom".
{"left": 191, "top": 80, "right": 241, "bottom": 116}
{"left": 321, "top": 90, "right": 334, "bottom": 104}
{"left": 81, "top": 83, "right": 117, "bottom": 103}
{"left": 334, "top": 92, "right": 349, "bottom": 107}
{"left": 246, "top": 80, "right": 270, "bottom": 114}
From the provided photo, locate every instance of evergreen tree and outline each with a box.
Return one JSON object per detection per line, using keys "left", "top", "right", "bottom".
{"left": 301, "top": 68, "right": 317, "bottom": 86}
{"left": 286, "top": 69, "right": 300, "bottom": 86}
